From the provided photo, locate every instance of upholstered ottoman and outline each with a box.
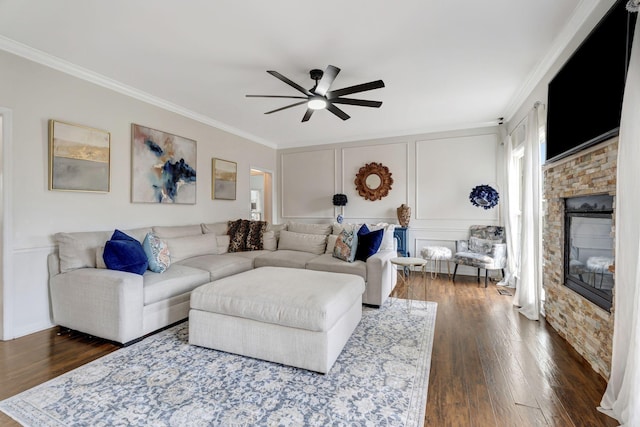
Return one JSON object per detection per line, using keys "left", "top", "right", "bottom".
{"left": 189, "top": 266, "right": 365, "bottom": 373}
{"left": 421, "top": 246, "right": 453, "bottom": 279}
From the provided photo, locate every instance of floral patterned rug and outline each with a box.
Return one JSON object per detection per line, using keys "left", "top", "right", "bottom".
{"left": 1, "top": 298, "right": 437, "bottom": 427}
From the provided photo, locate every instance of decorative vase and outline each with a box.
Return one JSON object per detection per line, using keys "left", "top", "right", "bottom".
{"left": 397, "top": 204, "right": 411, "bottom": 227}
{"left": 336, "top": 214, "right": 344, "bottom": 224}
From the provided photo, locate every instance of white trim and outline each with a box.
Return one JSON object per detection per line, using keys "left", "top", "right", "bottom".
{"left": 0, "top": 35, "right": 276, "bottom": 150}
{"left": 0, "top": 107, "right": 14, "bottom": 340}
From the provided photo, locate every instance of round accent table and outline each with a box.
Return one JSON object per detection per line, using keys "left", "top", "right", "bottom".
{"left": 390, "top": 257, "right": 428, "bottom": 311}
{"left": 420, "top": 246, "right": 453, "bottom": 279}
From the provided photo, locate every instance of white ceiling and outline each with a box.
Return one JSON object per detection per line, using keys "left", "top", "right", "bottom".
{"left": 0, "top": 0, "right": 595, "bottom": 149}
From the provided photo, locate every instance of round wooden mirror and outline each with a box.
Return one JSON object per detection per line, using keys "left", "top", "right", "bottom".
{"left": 354, "top": 162, "right": 393, "bottom": 201}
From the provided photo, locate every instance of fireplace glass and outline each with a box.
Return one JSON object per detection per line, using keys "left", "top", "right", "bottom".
{"left": 564, "top": 194, "right": 614, "bottom": 311}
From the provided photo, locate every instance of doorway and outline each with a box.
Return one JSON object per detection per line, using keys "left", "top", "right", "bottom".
{"left": 250, "top": 168, "right": 273, "bottom": 224}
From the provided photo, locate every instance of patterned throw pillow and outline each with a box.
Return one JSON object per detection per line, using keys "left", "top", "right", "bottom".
{"left": 469, "top": 236, "right": 494, "bottom": 254}
{"left": 227, "top": 219, "right": 267, "bottom": 252}
{"left": 333, "top": 228, "right": 358, "bottom": 262}
{"left": 143, "top": 232, "right": 171, "bottom": 273}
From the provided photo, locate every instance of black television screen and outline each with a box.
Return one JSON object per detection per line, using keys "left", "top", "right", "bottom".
{"left": 545, "top": 0, "right": 636, "bottom": 163}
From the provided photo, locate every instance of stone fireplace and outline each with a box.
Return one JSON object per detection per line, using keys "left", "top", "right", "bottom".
{"left": 543, "top": 137, "right": 616, "bottom": 379}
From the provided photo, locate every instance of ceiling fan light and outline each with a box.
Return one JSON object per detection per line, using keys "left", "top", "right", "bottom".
{"left": 308, "top": 97, "right": 327, "bottom": 110}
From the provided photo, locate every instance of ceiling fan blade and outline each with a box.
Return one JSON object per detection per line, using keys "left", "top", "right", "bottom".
{"left": 331, "top": 98, "right": 383, "bottom": 108}
{"left": 326, "top": 103, "right": 351, "bottom": 121}
{"left": 246, "top": 95, "right": 308, "bottom": 99}
{"left": 267, "top": 70, "right": 313, "bottom": 96}
{"left": 301, "top": 109, "right": 314, "bottom": 122}
{"left": 264, "top": 100, "right": 308, "bottom": 115}
{"left": 314, "top": 65, "right": 340, "bottom": 96}
{"left": 327, "top": 80, "right": 385, "bottom": 99}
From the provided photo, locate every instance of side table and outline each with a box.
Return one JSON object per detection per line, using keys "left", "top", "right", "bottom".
{"left": 390, "top": 257, "right": 427, "bottom": 311}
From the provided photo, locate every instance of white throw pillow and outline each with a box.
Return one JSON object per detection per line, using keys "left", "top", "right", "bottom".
{"left": 369, "top": 223, "right": 397, "bottom": 252}
{"left": 325, "top": 234, "right": 339, "bottom": 254}
{"left": 262, "top": 230, "right": 277, "bottom": 251}
{"left": 278, "top": 230, "right": 327, "bottom": 255}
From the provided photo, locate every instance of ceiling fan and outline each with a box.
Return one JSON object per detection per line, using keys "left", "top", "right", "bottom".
{"left": 246, "top": 65, "right": 384, "bottom": 122}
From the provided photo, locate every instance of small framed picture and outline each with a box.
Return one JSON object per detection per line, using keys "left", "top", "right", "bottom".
{"left": 49, "top": 120, "right": 110, "bottom": 192}
{"left": 212, "top": 158, "right": 237, "bottom": 200}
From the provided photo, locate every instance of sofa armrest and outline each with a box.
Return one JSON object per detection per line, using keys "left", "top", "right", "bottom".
{"left": 364, "top": 249, "right": 397, "bottom": 306}
{"left": 50, "top": 268, "right": 144, "bottom": 344}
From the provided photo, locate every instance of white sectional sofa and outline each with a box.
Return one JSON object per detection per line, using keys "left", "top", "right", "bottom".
{"left": 48, "top": 221, "right": 398, "bottom": 345}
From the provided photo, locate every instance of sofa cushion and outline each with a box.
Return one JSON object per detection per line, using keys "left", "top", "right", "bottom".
{"left": 254, "top": 250, "right": 318, "bottom": 269}
{"left": 333, "top": 228, "right": 358, "bottom": 262}
{"left": 277, "top": 230, "right": 327, "bottom": 255}
{"left": 177, "top": 254, "right": 253, "bottom": 281}
{"left": 152, "top": 224, "right": 203, "bottom": 239}
{"left": 55, "top": 230, "right": 112, "bottom": 273}
{"left": 143, "top": 232, "right": 171, "bottom": 273}
{"left": 306, "top": 254, "right": 367, "bottom": 281}
{"left": 224, "top": 250, "right": 271, "bottom": 268}
{"left": 287, "top": 222, "right": 331, "bottom": 236}
{"left": 201, "top": 222, "right": 228, "bottom": 236}
{"left": 355, "top": 224, "right": 384, "bottom": 261}
{"left": 143, "top": 264, "right": 210, "bottom": 305}
{"left": 163, "top": 233, "right": 218, "bottom": 263}
{"left": 103, "top": 230, "right": 149, "bottom": 275}
{"left": 216, "top": 235, "right": 230, "bottom": 254}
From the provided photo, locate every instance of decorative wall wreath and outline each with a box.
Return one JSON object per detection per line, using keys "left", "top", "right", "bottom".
{"left": 469, "top": 184, "right": 500, "bottom": 209}
{"left": 354, "top": 162, "right": 393, "bottom": 201}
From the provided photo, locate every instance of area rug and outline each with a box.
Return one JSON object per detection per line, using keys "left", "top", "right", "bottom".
{"left": 1, "top": 298, "right": 437, "bottom": 427}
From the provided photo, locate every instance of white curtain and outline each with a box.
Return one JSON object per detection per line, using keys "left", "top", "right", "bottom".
{"left": 599, "top": 18, "right": 640, "bottom": 426}
{"left": 512, "top": 105, "right": 543, "bottom": 321}
{"left": 499, "top": 133, "right": 520, "bottom": 289}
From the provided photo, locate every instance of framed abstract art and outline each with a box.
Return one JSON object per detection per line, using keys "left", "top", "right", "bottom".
{"left": 212, "top": 158, "right": 237, "bottom": 200}
{"left": 49, "top": 120, "right": 110, "bottom": 192}
{"left": 131, "top": 124, "right": 197, "bottom": 204}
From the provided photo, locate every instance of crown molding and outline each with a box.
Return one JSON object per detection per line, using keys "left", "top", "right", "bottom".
{"left": 0, "top": 35, "right": 277, "bottom": 149}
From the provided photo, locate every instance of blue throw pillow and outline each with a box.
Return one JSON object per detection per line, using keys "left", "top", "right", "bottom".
{"left": 355, "top": 224, "right": 384, "bottom": 261}
{"left": 103, "top": 229, "right": 148, "bottom": 275}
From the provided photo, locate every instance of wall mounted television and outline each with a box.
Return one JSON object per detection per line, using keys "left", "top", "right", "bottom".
{"left": 545, "top": 0, "right": 636, "bottom": 164}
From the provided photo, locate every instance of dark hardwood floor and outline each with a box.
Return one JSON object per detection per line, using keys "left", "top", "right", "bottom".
{"left": 0, "top": 274, "right": 616, "bottom": 426}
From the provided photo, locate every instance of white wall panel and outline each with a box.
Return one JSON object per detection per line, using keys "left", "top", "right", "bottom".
{"left": 416, "top": 134, "right": 498, "bottom": 221}
{"left": 342, "top": 143, "right": 408, "bottom": 220}
{"left": 281, "top": 150, "right": 335, "bottom": 218}
{"left": 11, "top": 248, "right": 53, "bottom": 338}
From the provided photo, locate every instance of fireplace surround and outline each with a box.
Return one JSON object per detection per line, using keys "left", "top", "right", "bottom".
{"left": 543, "top": 138, "right": 616, "bottom": 378}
